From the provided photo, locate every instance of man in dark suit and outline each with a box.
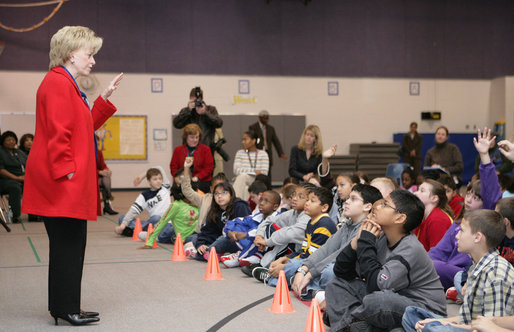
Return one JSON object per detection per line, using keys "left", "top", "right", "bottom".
{"left": 248, "top": 110, "right": 288, "bottom": 179}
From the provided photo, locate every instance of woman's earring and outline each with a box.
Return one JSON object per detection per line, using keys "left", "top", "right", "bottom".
{"left": 71, "top": 59, "right": 75, "bottom": 64}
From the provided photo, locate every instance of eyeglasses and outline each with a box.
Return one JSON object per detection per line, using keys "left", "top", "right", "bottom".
{"left": 214, "top": 191, "right": 229, "bottom": 198}
{"left": 347, "top": 195, "right": 364, "bottom": 203}
{"left": 376, "top": 199, "right": 401, "bottom": 213}
{"left": 465, "top": 191, "right": 482, "bottom": 202}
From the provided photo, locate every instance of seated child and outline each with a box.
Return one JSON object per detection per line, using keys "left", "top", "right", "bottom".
{"left": 277, "top": 183, "right": 296, "bottom": 212}
{"left": 325, "top": 190, "right": 446, "bottom": 331}
{"left": 438, "top": 173, "right": 464, "bottom": 218}
{"left": 194, "top": 182, "right": 251, "bottom": 261}
{"left": 370, "top": 176, "right": 397, "bottom": 198}
{"left": 497, "top": 197, "right": 514, "bottom": 265}
{"left": 414, "top": 179, "right": 454, "bottom": 251}
{"left": 329, "top": 173, "right": 355, "bottom": 229}
{"left": 252, "top": 186, "right": 337, "bottom": 287}
{"left": 250, "top": 183, "right": 313, "bottom": 273}
{"left": 291, "top": 184, "right": 382, "bottom": 302}
{"left": 401, "top": 167, "right": 418, "bottom": 193}
{"left": 402, "top": 209, "right": 514, "bottom": 332}
{"left": 221, "top": 190, "right": 281, "bottom": 267}
{"left": 115, "top": 166, "right": 170, "bottom": 236}
{"left": 247, "top": 180, "right": 267, "bottom": 213}
{"left": 139, "top": 169, "right": 200, "bottom": 248}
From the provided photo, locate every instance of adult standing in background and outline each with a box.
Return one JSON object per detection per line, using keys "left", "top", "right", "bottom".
{"left": 22, "top": 26, "right": 123, "bottom": 326}
{"left": 173, "top": 87, "right": 225, "bottom": 174}
{"left": 402, "top": 122, "right": 423, "bottom": 177}
{"left": 424, "top": 126, "right": 464, "bottom": 186}
{"left": 289, "top": 124, "right": 323, "bottom": 182}
{"left": 248, "top": 110, "right": 287, "bottom": 180}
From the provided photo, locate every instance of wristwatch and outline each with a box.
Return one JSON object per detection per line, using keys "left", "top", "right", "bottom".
{"left": 296, "top": 266, "right": 307, "bottom": 276}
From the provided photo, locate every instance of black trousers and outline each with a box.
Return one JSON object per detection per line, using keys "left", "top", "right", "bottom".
{"left": 43, "top": 217, "right": 87, "bottom": 315}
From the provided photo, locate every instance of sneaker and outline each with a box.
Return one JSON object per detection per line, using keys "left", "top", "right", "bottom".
{"left": 446, "top": 287, "right": 463, "bottom": 304}
{"left": 314, "top": 290, "right": 325, "bottom": 304}
{"left": 241, "top": 263, "right": 261, "bottom": 277}
{"left": 121, "top": 227, "right": 134, "bottom": 237}
{"left": 184, "top": 242, "right": 197, "bottom": 259}
{"left": 138, "top": 231, "right": 147, "bottom": 241}
{"left": 252, "top": 267, "right": 271, "bottom": 284}
{"left": 221, "top": 252, "right": 240, "bottom": 268}
{"left": 238, "top": 254, "right": 261, "bottom": 267}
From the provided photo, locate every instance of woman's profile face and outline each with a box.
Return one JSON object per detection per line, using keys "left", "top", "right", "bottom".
{"left": 23, "top": 137, "right": 33, "bottom": 150}
{"left": 186, "top": 133, "right": 200, "bottom": 147}
{"left": 70, "top": 46, "right": 96, "bottom": 77}
{"left": 435, "top": 128, "right": 448, "bottom": 144}
{"left": 303, "top": 130, "right": 316, "bottom": 146}
{"left": 241, "top": 134, "right": 255, "bottom": 150}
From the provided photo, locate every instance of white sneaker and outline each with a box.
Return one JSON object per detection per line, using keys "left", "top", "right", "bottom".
{"left": 239, "top": 254, "right": 261, "bottom": 267}
{"left": 138, "top": 231, "right": 147, "bottom": 241}
{"left": 221, "top": 252, "right": 240, "bottom": 268}
{"left": 184, "top": 242, "right": 197, "bottom": 258}
{"left": 314, "top": 290, "right": 325, "bottom": 304}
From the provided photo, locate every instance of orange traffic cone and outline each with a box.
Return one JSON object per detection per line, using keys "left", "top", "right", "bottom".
{"left": 132, "top": 218, "right": 142, "bottom": 241}
{"left": 204, "top": 247, "right": 223, "bottom": 280}
{"left": 171, "top": 233, "right": 187, "bottom": 261}
{"left": 268, "top": 270, "right": 295, "bottom": 314}
{"left": 305, "top": 299, "right": 325, "bottom": 332}
{"left": 144, "top": 223, "right": 154, "bottom": 244}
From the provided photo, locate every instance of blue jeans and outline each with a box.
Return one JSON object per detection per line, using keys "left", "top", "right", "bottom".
{"left": 402, "top": 306, "right": 468, "bottom": 332}
{"left": 209, "top": 236, "right": 239, "bottom": 255}
{"left": 118, "top": 214, "right": 161, "bottom": 231}
{"left": 453, "top": 271, "right": 464, "bottom": 297}
{"left": 267, "top": 258, "right": 304, "bottom": 287}
{"left": 156, "top": 223, "right": 176, "bottom": 244}
{"left": 304, "top": 263, "right": 335, "bottom": 298}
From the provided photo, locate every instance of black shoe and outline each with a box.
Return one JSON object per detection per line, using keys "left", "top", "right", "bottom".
{"left": 121, "top": 227, "right": 134, "bottom": 237}
{"left": 51, "top": 313, "right": 100, "bottom": 326}
{"left": 252, "top": 267, "right": 271, "bottom": 284}
{"left": 12, "top": 216, "right": 22, "bottom": 224}
{"left": 28, "top": 214, "right": 41, "bottom": 222}
{"left": 103, "top": 204, "right": 119, "bottom": 215}
{"left": 322, "top": 311, "right": 330, "bottom": 327}
{"left": 241, "top": 263, "right": 261, "bottom": 277}
{"left": 80, "top": 310, "right": 99, "bottom": 318}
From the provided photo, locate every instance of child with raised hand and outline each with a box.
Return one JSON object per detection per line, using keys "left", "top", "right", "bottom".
{"left": 248, "top": 183, "right": 313, "bottom": 275}
{"left": 325, "top": 190, "right": 446, "bottom": 331}
{"left": 414, "top": 179, "right": 454, "bottom": 251}
{"left": 221, "top": 190, "right": 281, "bottom": 268}
{"left": 195, "top": 182, "right": 251, "bottom": 260}
{"left": 139, "top": 168, "right": 199, "bottom": 248}
{"left": 291, "top": 184, "right": 382, "bottom": 303}
{"left": 252, "top": 186, "right": 337, "bottom": 287}
{"left": 115, "top": 166, "right": 171, "bottom": 236}
{"left": 402, "top": 210, "right": 514, "bottom": 332}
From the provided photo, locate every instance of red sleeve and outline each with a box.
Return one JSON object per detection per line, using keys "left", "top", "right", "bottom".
{"left": 91, "top": 96, "right": 116, "bottom": 130}
{"left": 193, "top": 145, "right": 213, "bottom": 181}
{"left": 170, "top": 145, "right": 186, "bottom": 176}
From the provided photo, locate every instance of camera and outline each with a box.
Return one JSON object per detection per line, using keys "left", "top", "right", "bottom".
{"left": 213, "top": 138, "right": 230, "bottom": 162}
{"left": 194, "top": 86, "right": 204, "bottom": 108}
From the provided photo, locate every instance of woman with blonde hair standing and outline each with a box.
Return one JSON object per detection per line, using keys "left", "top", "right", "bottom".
{"left": 288, "top": 124, "right": 324, "bottom": 182}
{"left": 22, "top": 26, "right": 123, "bottom": 326}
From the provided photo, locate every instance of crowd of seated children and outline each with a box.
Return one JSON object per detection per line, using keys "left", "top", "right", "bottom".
{"left": 402, "top": 210, "right": 514, "bottom": 332}
{"left": 324, "top": 189, "right": 446, "bottom": 331}
{"left": 438, "top": 173, "right": 464, "bottom": 218}
{"left": 115, "top": 166, "right": 170, "bottom": 236}
{"left": 193, "top": 182, "right": 251, "bottom": 261}
{"left": 291, "top": 184, "right": 382, "bottom": 304}
{"left": 232, "top": 131, "right": 269, "bottom": 200}
{"left": 252, "top": 186, "right": 337, "bottom": 288}
{"left": 414, "top": 179, "right": 453, "bottom": 251}
{"left": 248, "top": 183, "right": 313, "bottom": 276}
{"left": 220, "top": 190, "right": 281, "bottom": 268}
{"left": 401, "top": 167, "right": 417, "bottom": 193}
{"left": 139, "top": 168, "right": 199, "bottom": 248}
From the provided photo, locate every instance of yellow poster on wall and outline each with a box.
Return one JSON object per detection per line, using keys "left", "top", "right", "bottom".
{"left": 96, "top": 115, "right": 147, "bottom": 160}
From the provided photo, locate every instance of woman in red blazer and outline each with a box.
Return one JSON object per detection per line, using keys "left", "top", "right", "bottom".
{"left": 21, "top": 26, "right": 123, "bottom": 326}
{"left": 170, "top": 123, "right": 214, "bottom": 193}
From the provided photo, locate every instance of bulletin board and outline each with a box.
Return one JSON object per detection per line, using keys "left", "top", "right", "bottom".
{"left": 98, "top": 115, "right": 147, "bottom": 160}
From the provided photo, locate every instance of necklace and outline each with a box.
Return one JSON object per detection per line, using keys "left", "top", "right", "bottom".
{"left": 246, "top": 150, "right": 257, "bottom": 170}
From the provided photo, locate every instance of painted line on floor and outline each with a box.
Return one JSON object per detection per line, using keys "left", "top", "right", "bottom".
{"left": 21, "top": 220, "right": 26, "bottom": 231}
{"left": 27, "top": 236, "right": 41, "bottom": 263}
{"left": 0, "top": 258, "right": 172, "bottom": 269}
{"left": 206, "top": 294, "right": 275, "bottom": 332}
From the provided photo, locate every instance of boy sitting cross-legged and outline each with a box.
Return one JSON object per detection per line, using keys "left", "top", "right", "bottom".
{"left": 220, "top": 190, "right": 281, "bottom": 267}
{"left": 291, "top": 184, "right": 382, "bottom": 304}
{"left": 252, "top": 186, "right": 337, "bottom": 286}
{"left": 325, "top": 190, "right": 446, "bottom": 331}
{"left": 403, "top": 209, "right": 514, "bottom": 332}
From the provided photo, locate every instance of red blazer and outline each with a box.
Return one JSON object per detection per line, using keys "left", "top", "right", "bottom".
{"left": 22, "top": 67, "right": 116, "bottom": 220}
{"left": 170, "top": 144, "right": 213, "bottom": 182}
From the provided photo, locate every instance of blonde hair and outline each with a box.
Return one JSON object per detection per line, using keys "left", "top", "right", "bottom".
{"left": 49, "top": 26, "right": 103, "bottom": 69}
{"left": 298, "top": 124, "right": 323, "bottom": 156}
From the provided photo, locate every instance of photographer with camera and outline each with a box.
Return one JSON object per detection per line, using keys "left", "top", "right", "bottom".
{"left": 173, "top": 87, "right": 227, "bottom": 175}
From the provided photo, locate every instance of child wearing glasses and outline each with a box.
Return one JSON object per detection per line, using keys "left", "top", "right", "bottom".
{"left": 324, "top": 190, "right": 446, "bottom": 331}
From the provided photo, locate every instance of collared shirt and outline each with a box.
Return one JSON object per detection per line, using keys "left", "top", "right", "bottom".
{"left": 459, "top": 249, "right": 514, "bottom": 324}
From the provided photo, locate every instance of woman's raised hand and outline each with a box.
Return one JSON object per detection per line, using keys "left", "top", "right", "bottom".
{"left": 101, "top": 73, "right": 124, "bottom": 100}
